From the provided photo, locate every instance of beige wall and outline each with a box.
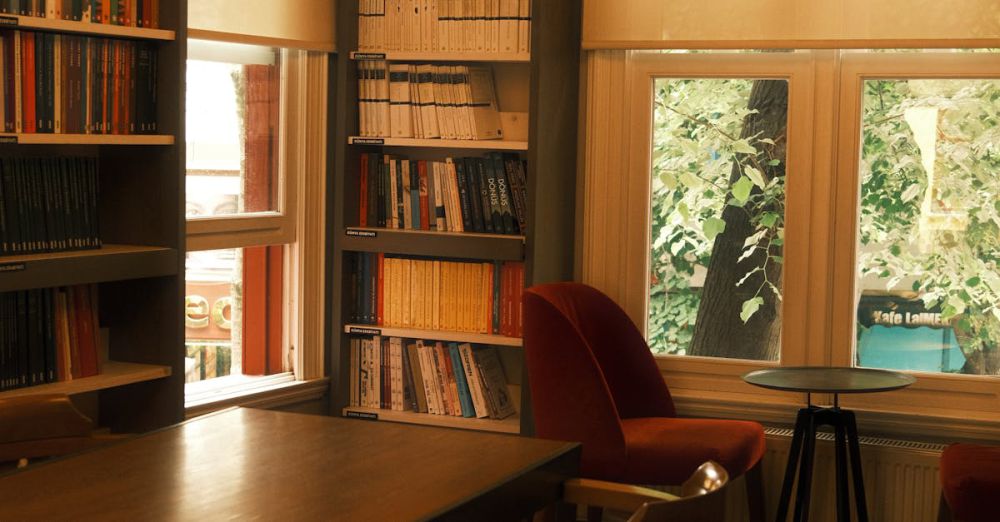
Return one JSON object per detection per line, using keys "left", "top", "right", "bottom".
{"left": 583, "top": 0, "right": 1000, "bottom": 49}
{"left": 189, "top": 0, "right": 336, "bottom": 52}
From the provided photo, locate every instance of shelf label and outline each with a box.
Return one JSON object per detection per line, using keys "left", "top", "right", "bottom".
{"left": 0, "top": 263, "right": 26, "bottom": 273}
{"left": 345, "top": 411, "right": 379, "bottom": 421}
{"left": 346, "top": 229, "right": 377, "bottom": 238}
{"left": 0, "top": 135, "right": 18, "bottom": 145}
{"left": 353, "top": 52, "right": 387, "bottom": 60}
{"left": 349, "top": 327, "right": 382, "bottom": 336}
{"left": 0, "top": 16, "right": 18, "bottom": 27}
{"left": 352, "top": 137, "right": 385, "bottom": 145}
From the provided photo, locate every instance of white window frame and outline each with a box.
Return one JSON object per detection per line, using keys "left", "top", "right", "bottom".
{"left": 581, "top": 49, "right": 1000, "bottom": 441}
{"left": 183, "top": 38, "right": 328, "bottom": 410}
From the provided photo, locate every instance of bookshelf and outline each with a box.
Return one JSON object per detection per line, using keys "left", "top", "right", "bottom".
{"left": 0, "top": 4, "right": 186, "bottom": 433}
{"left": 330, "top": 0, "right": 581, "bottom": 436}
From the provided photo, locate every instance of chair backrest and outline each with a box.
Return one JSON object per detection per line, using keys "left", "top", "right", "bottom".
{"left": 630, "top": 461, "right": 730, "bottom": 522}
{"left": 524, "top": 282, "right": 676, "bottom": 480}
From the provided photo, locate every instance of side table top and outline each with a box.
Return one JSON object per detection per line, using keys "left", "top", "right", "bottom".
{"left": 742, "top": 366, "right": 916, "bottom": 394}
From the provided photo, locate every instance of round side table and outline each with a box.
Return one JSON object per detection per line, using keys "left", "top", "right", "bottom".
{"left": 742, "top": 367, "right": 915, "bottom": 522}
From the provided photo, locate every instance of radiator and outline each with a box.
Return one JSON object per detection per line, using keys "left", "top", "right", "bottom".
{"left": 707, "top": 428, "right": 945, "bottom": 522}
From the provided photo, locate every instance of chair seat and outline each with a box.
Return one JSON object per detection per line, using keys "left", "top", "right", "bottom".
{"left": 940, "top": 443, "right": 1000, "bottom": 522}
{"left": 620, "top": 417, "right": 766, "bottom": 485}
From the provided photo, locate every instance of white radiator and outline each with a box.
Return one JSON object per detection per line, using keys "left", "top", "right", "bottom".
{"left": 713, "top": 428, "right": 946, "bottom": 522}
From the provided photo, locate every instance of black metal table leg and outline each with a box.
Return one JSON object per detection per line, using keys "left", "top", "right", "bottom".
{"left": 834, "top": 420, "right": 850, "bottom": 522}
{"left": 844, "top": 410, "right": 869, "bottom": 522}
{"left": 776, "top": 408, "right": 810, "bottom": 522}
{"left": 793, "top": 412, "right": 817, "bottom": 522}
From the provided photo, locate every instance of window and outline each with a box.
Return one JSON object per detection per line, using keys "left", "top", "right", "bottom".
{"left": 183, "top": 38, "right": 328, "bottom": 406}
{"left": 582, "top": 49, "right": 1000, "bottom": 436}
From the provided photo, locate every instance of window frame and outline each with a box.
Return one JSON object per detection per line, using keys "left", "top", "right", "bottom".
{"left": 182, "top": 37, "right": 328, "bottom": 401}
{"left": 582, "top": 49, "right": 1000, "bottom": 440}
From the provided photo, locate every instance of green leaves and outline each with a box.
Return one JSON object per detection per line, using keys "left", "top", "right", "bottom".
{"left": 703, "top": 217, "right": 727, "bottom": 241}
{"left": 731, "top": 139, "right": 758, "bottom": 155}
{"left": 744, "top": 166, "right": 767, "bottom": 189}
{"left": 732, "top": 176, "right": 753, "bottom": 205}
{"left": 740, "top": 297, "right": 764, "bottom": 323}
{"left": 760, "top": 212, "right": 780, "bottom": 228}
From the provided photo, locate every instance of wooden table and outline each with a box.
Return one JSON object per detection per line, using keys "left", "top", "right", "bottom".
{"left": 743, "top": 367, "right": 915, "bottom": 522}
{"left": 0, "top": 408, "right": 580, "bottom": 521}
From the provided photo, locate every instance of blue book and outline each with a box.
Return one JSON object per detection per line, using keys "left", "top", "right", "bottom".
{"left": 449, "top": 343, "right": 475, "bottom": 418}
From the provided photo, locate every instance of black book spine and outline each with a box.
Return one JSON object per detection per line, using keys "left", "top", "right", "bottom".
{"left": 0, "top": 160, "right": 8, "bottom": 256}
{"left": 29, "top": 159, "right": 46, "bottom": 253}
{"left": 463, "top": 158, "right": 485, "bottom": 232}
{"left": 366, "top": 153, "right": 378, "bottom": 228}
{"left": 34, "top": 32, "right": 44, "bottom": 134}
{"left": 376, "top": 155, "right": 386, "bottom": 228}
{"left": 473, "top": 158, "right": 494, "bottom": 233}
{"left": 368, "top": 253, "right": 378, "bottom": 325}
{"left": 45, "top": 33, "right": 55, "bottom": 133}
{"left": 43, "top": 288, "right": 56, "bottom": 382}
{"left": 88, "top": 156, "right": 100, "bottom": 248}
{"left": 484, "top": 156, "right": 505, "bottom": 234}
{"left": 492, "top": 154, "right": 516, "bottom": 234}
{"left": 39, "top": 157, "right": 55, "bottom": 252}
{"left": 394, "top": 158, "right": 404, "bottom": 228}
{"left": 454, "top": 159, "right": 474, "bottom": 232}
{"left": 409, "top": 160, "right": 420, "bottom": 229}
{"left": 26, "top": 289, "right": 40, "bottom": 386}
{"left": 0, "top": 293, "right": 7, "bottom": 391}
{"left": 9, "top": 159, "right": 25, "bottom": 255}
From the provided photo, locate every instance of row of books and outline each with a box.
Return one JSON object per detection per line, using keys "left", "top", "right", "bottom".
{"left": 359, "top": 153, "right": 527, "bottom": 235}
{"left": 0, "top": 31, "right": 159, "bottom": 134}
{"left": 358, "top": 0, "right": 531, "bottom": 55}
{"left": 351, "top": 253, "right": 524, "bottom": 337}
{"left": 0, "top": 156, "right": 100, "bottom": 256}
{"left": 0, "top": 285, "right": 101, "bottom": 392}
{"left": 0, "top": 0, "right": 162, "bottom": 28}
{"left": 349, "top": 337, "right": 516, "bottom": 420}
{"left": 358, "top": 61, "right": 502, "bottom": 140}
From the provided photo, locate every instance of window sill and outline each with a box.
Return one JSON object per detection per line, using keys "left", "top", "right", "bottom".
{"left": 185, "top": 374, "right": 329, "bottom": 419}
{"left": 673, "top": 391, "right": 1000, "bottom": 445}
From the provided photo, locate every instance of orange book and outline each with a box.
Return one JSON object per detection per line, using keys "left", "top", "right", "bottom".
{"left": 376, "top": 253, "right": 385, "bottom": 325}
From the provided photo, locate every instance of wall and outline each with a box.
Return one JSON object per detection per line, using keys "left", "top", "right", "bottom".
{"left": 189, "top": 0, "right": 336, "bottom": 52}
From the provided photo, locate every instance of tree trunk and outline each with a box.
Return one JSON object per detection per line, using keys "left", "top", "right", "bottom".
{"left": 952, "top": 317, "right": 1000, "bottom": 375}
{"left": 689, "top": 80, "right": 788, "bottom": 360}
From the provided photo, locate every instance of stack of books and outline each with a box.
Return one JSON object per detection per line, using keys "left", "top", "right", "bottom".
{"left": 358, "top": 61, "right": 502, "bottom": 140}
{"left": 349, "top": 337, "right": 517, "bottom": 420}
{"left": 358, "top": 0, "right": 531, "bottom": 54}
{"left": 0, "top": 1, "right": 162, "bottom": 27}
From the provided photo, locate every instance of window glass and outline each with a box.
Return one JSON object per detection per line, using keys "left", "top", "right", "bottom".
{"left": 648, "top": 78, "right": 788, "bottom": 361}
{"left": 185, "top": 247, "right": 284, "bottom": 383}
{"left": 186, "top": 40, "right": 281, "bottom": 218}
{"left": 855, "top": 78, "right": 1000, "bottom": 376}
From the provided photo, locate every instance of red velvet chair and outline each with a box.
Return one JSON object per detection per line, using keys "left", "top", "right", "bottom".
{"left": 939, "top": 443, "right": 1000, "bottom": 522}
{"left": 524, "top": 282, "right": 766, "bottom": 521}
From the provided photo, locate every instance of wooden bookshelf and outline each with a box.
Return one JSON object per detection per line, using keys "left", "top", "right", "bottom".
{"left": 348, "top": 136, "right": 528, "bottom": 151}
{"left": 0, "top": 134, "right": 175, "bottom": 145}
{"left": 0, "top": 3, "right": 187, "bottom": 433}
{"left": 0, "top": 14, "right": 177, "bottom": 41}
{"left": 0, "top": 361, "right": 172, "bottom": 400}
{"left": 342, "top": 227, "right": 524, "bottom": 261}
{"left": 343, "top": 324, "right": 522, "bottom": 347}
{"left": 0, "top": 245, "right": 178, "bottom": 292}
{"left": 342, "top": 407, "right": 521, "bottom": 434}
{"left": 350, "top": 50, "right": 530, "bottom": 63}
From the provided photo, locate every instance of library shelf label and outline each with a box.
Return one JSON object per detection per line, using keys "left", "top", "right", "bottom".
{"left": 0, "top": 136, "right": 17, "bottom": 144}
{"left": 345, "top": 410, "right": 379, "bottom": 421}
{"left": 353, "top": 137, "right": 386, "bottom": 145}
{"left": 353, "top": 52, "right": 387, "bottom": 60}
{"left": 0, "top": 263, "right": 25, "bottom": 273}
{"left": 0, "top": 16, "right": 17, "bottom": 27}
{"left": 349, "top": 327, "right": 383, "bottom": 336}
{"left": 346, "top": 229, "right": 378, "bottom": 238}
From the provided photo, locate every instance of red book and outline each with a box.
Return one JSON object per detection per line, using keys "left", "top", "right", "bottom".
{"left": 359, "top": 153, "right": 368, "bottom": 226}
{"left": 515, "top": 263, "right": 524, "bottom": 337}
{"left": 21, "top": 32, "right": 36, "bottom": 134}
{"left": 417, "top": 161, "right": 430, "bottom": 230}
{"left": 112, "top": 42, "right": 121, "bottom": 134}
{"left": 486, "top": 263, "right": 494, "bottom": 335}
{"left": 72, "top": 286, "right": 100, "bottom": 378}
{"left": 376, "top": 253, "right": 385, "bottom": 325}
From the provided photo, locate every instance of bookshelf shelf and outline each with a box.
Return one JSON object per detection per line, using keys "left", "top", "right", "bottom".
{"left": 342, "top": 407, "right": 521, "bottom": 434}
{"left": 0, "top": 15, "right": 177, "bottom": 41}
{"left": 0, "top": 134, "right": 175, "bottom": 145}
{"left": 343, "top": 228, "right": 524, "bottom": 261}
{"left": 343, "top": 324, "right": 523, "bottom": 347}
{"left": 0, "top": 361, "right": 172, "bottom": 400}
{"left": 350, "top": 50, "right": 530, "bottom": 63}
{"left": 348, "top": 136, "right": 528, "bottom": 151}
{"left": 0, "top": 245, "right": 178, "bottom": 292}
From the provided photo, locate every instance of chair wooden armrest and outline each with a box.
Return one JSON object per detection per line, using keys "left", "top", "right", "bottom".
{"left": 564, "top": 479, "right": 680, "bottom": 513}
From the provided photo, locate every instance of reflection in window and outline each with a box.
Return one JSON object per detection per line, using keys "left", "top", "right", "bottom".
{"left": 648, "top": 78, "right": 788, "bottom": 361}
{"left": 856, "top": 79, "right": 1000, "bottom": 376}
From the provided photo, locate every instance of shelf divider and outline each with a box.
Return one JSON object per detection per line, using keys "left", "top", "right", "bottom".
{"left": 0, "top": 134, "right": 175, "bottom": 145}
{"left": 343, "top": 228, "right": 525, "bottom": 261}
{"left": 348, "top": 136, "right": 528, "bottom": 151}
{"left": 350, "top": 50, "right": 530, "bottom": 63}
{"left": 0, "top": 14, "right": 177, "bottom": 40}
{"left": 0, "top": 244, "right": 178, "bottom": 292}
{"left": 0, "top": 361, "right": 173, "bottom": 400}
{"left": 343, "top": 324, "right": 522, "bottom": 347}
{"left": 342, "top": 407, "right": 521, "bottom": 434}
